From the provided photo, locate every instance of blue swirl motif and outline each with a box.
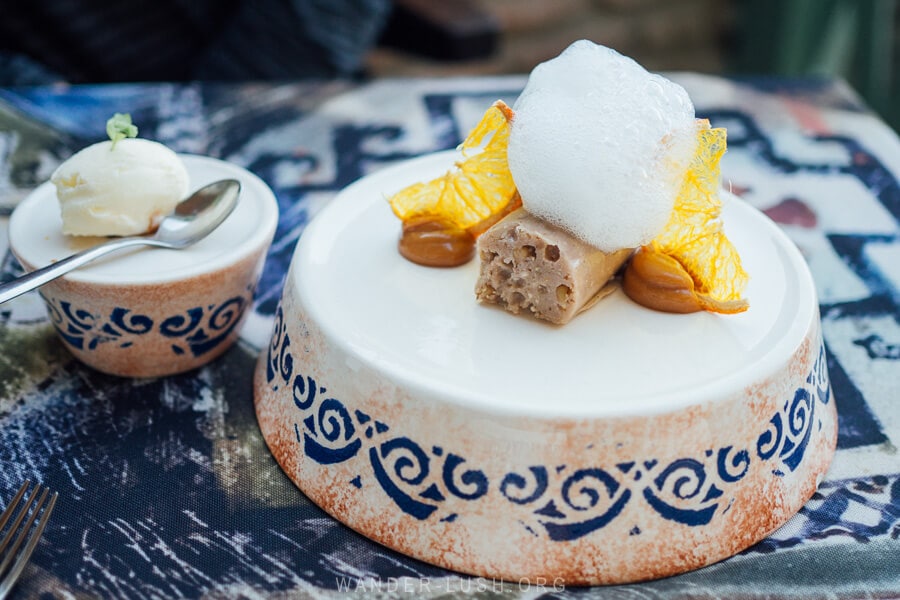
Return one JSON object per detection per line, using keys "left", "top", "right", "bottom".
{"left": 643, "top": 452, "right": 742, "bottom": 526}
{"left": 499, "top": 466, "right": 631, "bottom": 539}
{"left": 266, "top": 303, "right": 490, "bottom": 521}
{"left": 274, "top": 332, "right": 832, "bottom": 539}
{"left": 266, "top": 304, "right": 363, "bottom": 466}
{"left": 757, "top": 412, "right": 784, "bottom": 461}
{"left": 44, "top": 298, "right": 93, "bottom": 349}
{"left": 43, "top": 294, "right": 248, "bottom": 356}
{"left": 780, "top": 389, "right": 816, "bottom": 474}
{"left": 265, "top": 306, "right": 292, "bottom": 387}
{"left": 161, "top": 296, "right": 247, "bottom": 356}
{"left": 302, "top": 398, "right": 362, "bottom": 464}
{"left": 808, "top": 343, "right": 831, "bottom": 405}
{"left": 369, "top": 441, "right": 489, "bottom": 522}
{"left": 44, "top": 297, "right": 152, "bottom": 350}
{"left": 755, "top": 344, "right": 830, "bottom": 476}
{"left": 370, "top": 438, "right": 436, "bottom": 520}
{"left": 500, "top": 467, "right": 548, "bottom": 505}
{"left": 540, "top": 469, "right": 631, "bottom": 541}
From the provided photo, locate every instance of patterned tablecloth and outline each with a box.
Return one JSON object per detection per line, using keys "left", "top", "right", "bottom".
{"left": 1, "top": 75, "right": 898, "bottom": 598}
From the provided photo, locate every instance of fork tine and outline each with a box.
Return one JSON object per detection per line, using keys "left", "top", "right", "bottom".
{"left": 0, "top": 488, "right": 56, "bottom": 600}
{"left": 0, "top": 482, "right": 30, "bottom": 536}
{"left": 0, "top": 483, "right": 36, "bottom": 560}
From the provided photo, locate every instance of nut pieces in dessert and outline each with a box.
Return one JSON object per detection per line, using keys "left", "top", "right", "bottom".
{"left": 386, "top": 40, "right": 749, "bottom": 320}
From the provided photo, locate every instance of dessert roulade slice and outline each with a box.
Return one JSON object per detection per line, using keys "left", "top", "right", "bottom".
{"left": 475, "top": 208, "right": 632, "bottom": 324}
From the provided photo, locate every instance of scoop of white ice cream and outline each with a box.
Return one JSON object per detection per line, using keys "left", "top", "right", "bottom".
{"left": 51, "top": 138, "right": 189, "bottom": 236}
{"left": 508, "top": 40, "right": 697, "bottom": 252}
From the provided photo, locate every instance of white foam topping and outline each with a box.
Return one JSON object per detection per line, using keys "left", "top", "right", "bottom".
{"left": 507, "top": 40, "right": 697, "bottom": 252}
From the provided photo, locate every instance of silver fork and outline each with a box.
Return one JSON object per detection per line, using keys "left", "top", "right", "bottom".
{"left": 0, "top": 481, "right": 57, "bottom": 600}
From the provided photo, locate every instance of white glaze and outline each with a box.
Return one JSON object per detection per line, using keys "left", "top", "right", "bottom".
{"left": 10, "top": 155, "right": 278, "bottom": 284}
{"left": 292, "top": 151, "right": 816, "bottom": 418}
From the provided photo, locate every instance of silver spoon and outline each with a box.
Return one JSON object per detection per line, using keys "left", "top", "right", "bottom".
{"left": 0, "top": 179, "right": 241, "bottom": 305}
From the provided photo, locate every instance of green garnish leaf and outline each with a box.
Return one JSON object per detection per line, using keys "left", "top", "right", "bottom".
{"left": 106, "top": 113, "right": 138, "bottom": 150}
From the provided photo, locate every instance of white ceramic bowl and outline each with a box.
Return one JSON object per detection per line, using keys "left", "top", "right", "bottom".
{"left": 10, "top": 155, "right": 278, "bottom": 377}
{"left": 254, "top": 151, "right": 836, "bottom": 584}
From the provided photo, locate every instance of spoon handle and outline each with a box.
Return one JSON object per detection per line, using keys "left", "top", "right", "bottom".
{"left": 0, "top": 237, "right": 153, "bottom": 304}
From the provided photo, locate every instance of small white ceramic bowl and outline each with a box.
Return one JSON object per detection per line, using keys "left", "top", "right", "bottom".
{"left": 10, "top": 155, "right": 278, "bottom": 378}
{"left": 254, "top": 151, "right": 836, "bottom": 584}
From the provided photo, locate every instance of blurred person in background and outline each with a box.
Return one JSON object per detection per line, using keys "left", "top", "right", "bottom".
{"left": 0, "top": 0, "right": 392, "bottom": 85}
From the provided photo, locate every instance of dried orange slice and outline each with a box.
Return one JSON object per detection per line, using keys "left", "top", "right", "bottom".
{"left": 388, "top": 100, "right": 517, "bottom": 231}
{"left": 640, "top": 119, "right": 749, "bottom": 314}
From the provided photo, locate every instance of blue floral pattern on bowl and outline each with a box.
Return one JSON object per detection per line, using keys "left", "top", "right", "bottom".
{"left": 264, "top": 305, "right": 833, "bottom": 541}
{"left": 44, "top": 293, "right": 249, "bottom": 357}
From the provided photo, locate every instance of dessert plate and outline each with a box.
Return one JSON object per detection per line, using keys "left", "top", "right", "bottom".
{"left": 11, "top": 156, "right": 276, "bottom": 284}
{"left": 254, "top": 151, "right": 837, "bottom": 584}
{"left": 11, "top": 156, "right": 278, "bottom": 376}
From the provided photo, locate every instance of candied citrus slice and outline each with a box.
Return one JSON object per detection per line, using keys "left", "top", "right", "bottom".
{"left": 388, "top": 100, "right": 517, "bottom": 231}
{"left": 644, "top": 119, "right": 749, "bottom": 314}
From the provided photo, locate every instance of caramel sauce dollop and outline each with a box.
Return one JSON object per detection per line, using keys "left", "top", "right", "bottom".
{"left": 622, "top": 247, "right": 704, "bottom": 314}
{"left": 398, "top": 215, "right": 476, "bottom": 267}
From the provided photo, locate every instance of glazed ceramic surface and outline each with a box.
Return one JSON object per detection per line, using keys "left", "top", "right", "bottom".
{"left": 10, "top": 155, "right": 278, "bottom": 377}
{"left": 255, "top": 151, "right": 837, "bottom": 584}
